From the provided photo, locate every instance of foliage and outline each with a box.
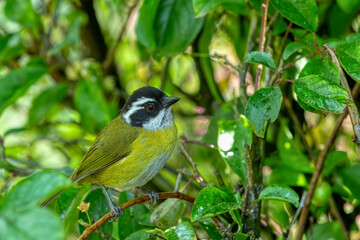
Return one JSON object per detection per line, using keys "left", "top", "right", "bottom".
{"left": 0, "top": 0, "right": 359, "bottom": 239}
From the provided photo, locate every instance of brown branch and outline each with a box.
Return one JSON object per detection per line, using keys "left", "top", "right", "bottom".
{"left": 324, "top": 44, "right": 360, "bottom": 150}
{"left": 329, "top": 196, "right": 350, "bottom": 240}
{"left": 180, "top": 136, "right": 218, "bottom": 151}
{"left": 294, "top": 83, "right": 360, "bottom": 240}
{"left": 179, "top": 141, "right": 208, "bottom": 187}
{"left": 78, "top": 192, "right": 195, "bottom": 240}
{"left": 102, "top": 1, "right": 138, "bottom": 74}
{"left": 254, "top": 0, "right": 269, "bottom": 91}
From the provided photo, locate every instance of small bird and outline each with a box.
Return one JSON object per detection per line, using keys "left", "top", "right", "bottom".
{"left": 43, "top": 86, "right": 180, "bottom": 219}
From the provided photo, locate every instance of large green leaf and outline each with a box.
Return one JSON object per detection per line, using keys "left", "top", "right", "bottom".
{"left": 5, "top": 0, "right": 40, "bottom": 29}
{"left": 217, "top": 115, "right": 252, "bottom": 185}
{"left": 295, "top": 59, "right": 350, "bottom": 113}
{"left": 74, "top": 80, "right": 114, "bottom": 133}
{"left": 29, "top": 84, "right": 68, "bottom": 127}
{"left": 335, "top": 39, "right": 360, "bottom": 83}
{"left": 193, "top": 0, "right": 247, "bottom": 17}
{"left": 118, "top": 191, "right": 151, "bottom": 239}
{"left": 336, "top": 0, "right": 360, "bottom": 14}
{"left": 337, "top": 165, "right": 360, "bottom": 202}
{"left": 191, "top": 187, "right": 241, "bottom": 221}
{"left": 150, "top": 198, "right": 185, "bottom": 229}
{"left": 0, "top": 207, "right": 64, "bottom": 240}
{"left": 136, "top": 0, "right": 204, "bottom": 56}
{"left": 283, "top": 41, "right": 311, "bottom": 60}
{"left": 78, "top": 189, "right": 113, "bottom": 240}
{"left": 245, "top": 87, "right": 282, "bottom": 137}
{"left": 270, "top": 0, "right": 318, "bottom": 32}
{"left": 0, "top": 170, "right": 71, "bottom": 210}
{"left": 245, "top": 51, "right": 277, "bottom": 70}
{"left": 253, "top": 184, "right": 299, "bottom": 207}
{"left": 0, "top": 58, "right": 48, "bottom": 115}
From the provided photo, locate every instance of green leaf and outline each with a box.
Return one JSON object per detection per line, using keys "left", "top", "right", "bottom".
{"left": 174, "top": 222, "right": 196, "bottom": 240}
{"left": 197, "top": 15, "right": 224, "bottom": 102}
{"left": 297, "top": 97, "right": 322, "bottom": 114}
{"left": 125, "top": 229, "right": 154, "bottom": 240}
{"left": 335, "top": 39, "right": 360, "bottom": 83}
{"left": 299, "top": 59, "right": 340, "bottom": 84}
{"left": 253, "top": 184, "right": 299, "bottom": 207}
{"left": 337, "top": 165, "right": 360, "bottom": 202}
{"left": 74, "top": 80, "right": 113, "bottom": 133}
{"left": 337, "top": 0, "right": 360, "bottom": 13}
{"left": 48, "top": 16, "right": 82, "bottom": 55}
{"left": 0, "top": 207, "right": 64, "bottom": 240}
{"left": 323, "top": 151, "right": 350, "bottom": 177}
{"left": 245, "top": 51, "right": 277, "bottom": 70}
{"left": 193, "top": 0, "right": 247, "bottom": 17}
{"left": 150, "top": 198, "right": 186, "bottom": 229}
{"left": 0, "top": 58, "right": 48, "bottom": 115}
{"left": 218, "top": 115, "right": 252, "bottom": 185}
{"left": 136, "top": 0, "right": 204, "bottom": 56}
{"left": 5, "top": 0, "right": 40, "bottom": 29}
{"left": 295, "top": 59, "right": 350, "bottom": 113}
{"left": 79, "top": 189, "right": 113, "bottom": 239}
{"left": 0, "top": 34, "right": 25, "bottom": 62}
{"left": 283, "top": 41, "right": 311, "bottom": 60}
{"left": 270, "top": 0, "right": 318, "bottom": 32}
{"left": 198, "top": 219, "right": 222, "bottom": 239}
{"left": 119, "top": 191, "right": 151, "bottom": 239}
{"left": 245, "top": 87, "right": 282, "bottom": 137}
{"left": 309, "top": 222, "right": 345, "bottom": 240}
{"left": 294, "top": 76, "right": 350, "bottom": 113}
{"left": 191, "top": 187, "right": 241, "bottom": 221}
{"left": 0, "top": 170, "right": 71, "bottom": 210}
{"left": 277, "top": 121, "right": 314, "bottom": 173}
{"left": 29, "top": 84, "right": 68, "bottom": 126}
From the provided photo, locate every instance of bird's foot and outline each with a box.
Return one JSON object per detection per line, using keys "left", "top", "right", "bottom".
{"left": 137, "top": 187, "right": 159, "bottom": 205}
{"left": 109, "top": 200, "right": 123, "bottom": 222}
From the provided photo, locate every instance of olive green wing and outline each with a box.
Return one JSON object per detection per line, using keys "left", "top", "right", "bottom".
{"left": 71, "top": 116, "right": 139, "bottom": 183}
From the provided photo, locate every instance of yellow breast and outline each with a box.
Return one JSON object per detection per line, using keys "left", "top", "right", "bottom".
{"left": 90, "top": 123, "right": 177, "bottom": 190}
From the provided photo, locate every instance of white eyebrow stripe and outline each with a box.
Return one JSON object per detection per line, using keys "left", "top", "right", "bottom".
{"left": 122, "top": 97, "right": 156, "bottom": 124}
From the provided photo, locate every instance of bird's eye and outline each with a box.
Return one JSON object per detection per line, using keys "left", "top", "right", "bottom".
{"left": 145, "top": 104, "right": 155, "bottom": 112}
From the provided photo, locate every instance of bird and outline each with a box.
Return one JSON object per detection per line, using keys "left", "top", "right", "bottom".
{"left": 42, "top": 86, "right": 180, "bottom": 219}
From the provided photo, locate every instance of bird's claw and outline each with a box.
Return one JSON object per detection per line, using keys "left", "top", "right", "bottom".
{"left": 109, "top": 202, "right": 123, "bottom": 222}
{"left": 137, "top": 188, "right": 159, "bottom": 205}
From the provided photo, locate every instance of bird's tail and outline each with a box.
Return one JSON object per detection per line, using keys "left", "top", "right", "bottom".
{"left": 40, "top": 188, "right": 67, "bottom": 207}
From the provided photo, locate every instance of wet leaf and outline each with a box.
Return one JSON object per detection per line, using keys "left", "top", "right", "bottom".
{"left": 335, "top": 39, "right": 360, "bottom": 83}
{"left": 253, "top": 184, "right": 299, "bottom": 207}
{"left": 245, "top": 51, "right": 277, "bottom": 70}
{"left": 245, "top": 87, "right": 282, "bottom": 137}
{"left": 218, "top": 115, "right": 252, "bottom": 185}
{"left": 270, "top": 0, "right": 318, "bottom": 32}
{"left": 191, "top": 187, "right": 241, "bottom": 221}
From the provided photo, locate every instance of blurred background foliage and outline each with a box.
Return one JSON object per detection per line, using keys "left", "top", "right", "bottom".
{"left": 0, "top": 0, "right": 359, "bottom": 239}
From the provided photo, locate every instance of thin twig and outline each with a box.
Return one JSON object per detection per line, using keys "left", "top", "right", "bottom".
{"left": 174, "top": 172, "right": 182, "bottom": 192}
{"left": 160, "top": 58, "right": 172, "bottom": 90}
{"left": 254, "top": 0, "right": 269, "bottom": 91}
{"left": 180, "top": 136, "right": 218, "bottom": 151}
{"left": 324, "top": 44, "right": 360, "bottom": 150}
{"left": 329, "top": 196, "right": 350, "bottom": 240}
{"left": 0, "top": 137, "right": 5, "bottom": 160}
{"left": 276, "top": 22, "right": 293, "bottom": 67}
{"left": 179, "top": 141, "right": 208, "bottom": 187}
{"left": 213, "top": 167, "right": 225, "bottom": 188}
{"left": 102, "top": 1, "right": 138, "bottom": 74}
{"left": 295, "top": 82, "right": 360, "bottom": 240}
{"left": 283, "top": 97, "right": 316, "bottom": 162}
{"left": 283, "top": 191, "right": 307, "bottom": 240}
{"left": 240, "top": 11, "right": 257, "bottom": 106}
{"left": 78, "top": 192, "right": 194, "bottom": 240}
{"left": 211, "top": 53, "right": 241, "bottom": 75}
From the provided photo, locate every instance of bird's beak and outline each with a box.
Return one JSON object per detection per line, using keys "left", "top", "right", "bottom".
{"left": 163, "top": 97, "right": 180, "bottom": 108}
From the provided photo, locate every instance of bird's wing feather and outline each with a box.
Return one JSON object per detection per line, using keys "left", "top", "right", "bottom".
{"left": 71, "top": 116, "right": 140, "bottom": 183}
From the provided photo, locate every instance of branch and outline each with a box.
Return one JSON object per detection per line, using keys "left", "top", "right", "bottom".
{"left": 283, "top": 191, "right": 307, "bottom": 240}
{"left": 179, "top": 136, "right": 218, "bottom": 151}
{"left": 102, "top": 1, "right": 138, "bottom": 74}
{"left": 254, "top": 0, "right": 269, "bottom": 91}
{"left": 295, "top": 82, "right": 360, "bottom": 240}
{"left": 78, "top": 192, "right": 194, "bottom": 240}
{"left": 324, "top": 44, "right": 360, "bottom": 150}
